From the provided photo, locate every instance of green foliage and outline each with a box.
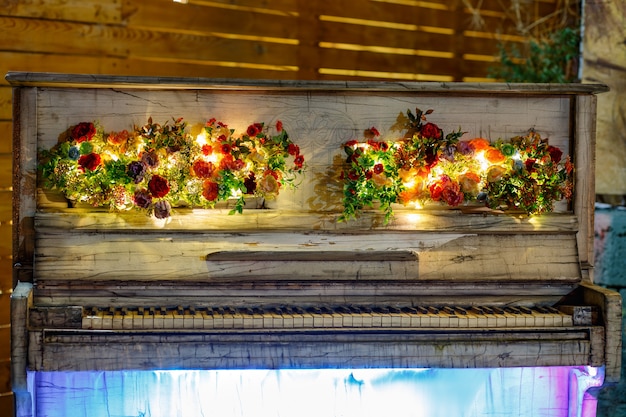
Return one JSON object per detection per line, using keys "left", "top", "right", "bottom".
{"left": 488, "top": 27, "right": 581, "bottom": 83}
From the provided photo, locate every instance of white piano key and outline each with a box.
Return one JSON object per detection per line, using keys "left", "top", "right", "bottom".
{"left": 141, "top": 309, "right": 153, "bottom": 329}
{"left": 232, "top": 309, "right": 245, "bottom": 329}
{"left": 301, "top": 310, "right": 314, "bottom": 328}
{"left": 183, "top": 309, "right": 196, "bottom": 329}
{"left": 252, "top": 308, "right": 264, "bottom": 329}
{"left": 112, "top": 309, "right": 124, "bottom": 330}
{"left": 222, "top": 308, "right": 235, "bottom": 329}
{"left": 163, "top": 310, "right": 175, "bottom": 329}
{"left": 270, "top": 309, "right": 284, "bottom": 328}
{"left": 426, "top": 307, "right": 441, "bottom": 327}
{"left": 239, "top": 309, "right": 254, "bottom": 329}
{"left": 281, "top": 308, "right": 294, "bottom": 329}
{"left": 122, "top": 309, "right": 134, "bottom": 330}
{"left": 211, "top": 308, "right": 225, "bottom": 329}
{"left": 152, "top": 309, "right": 165, "bottom": 329}
{"left": 131, "top": 308, "right": 144, "bottom": 329}
{"left": 398, "top": 308, "right": 412, "bottom": 327}
{"left": 290, "top": 308, "right": 304, "bottom": 328}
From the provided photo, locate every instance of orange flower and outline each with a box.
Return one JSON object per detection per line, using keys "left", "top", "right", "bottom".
{"left": 371, "top": 172, "right": 390, "bottom": 187}
{"left": 484, "top": 148, "right": 506, "bottom": 163}
{"left": 107, "top": 130, "right": 129, "bottom": 146}
{"left": 399, "top": 189, "right": 419, "bottom": 205}
{"left": 468, "top": 138, "right": 490, "bottom": 151}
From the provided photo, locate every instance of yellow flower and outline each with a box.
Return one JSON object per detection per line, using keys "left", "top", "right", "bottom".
{"left": 258, "top": 172, "right": 281, "bottom": 197}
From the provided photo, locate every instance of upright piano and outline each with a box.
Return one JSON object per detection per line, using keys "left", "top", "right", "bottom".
{"left": 9, "top": 73, "right": 622, "bottom": 415}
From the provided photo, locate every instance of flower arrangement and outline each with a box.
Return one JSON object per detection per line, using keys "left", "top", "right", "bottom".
{"left": 340, "top": 108, "right": 573, "bottom": 222}
{"left": 38, "top": 117, "right": 305, "bottom": 218}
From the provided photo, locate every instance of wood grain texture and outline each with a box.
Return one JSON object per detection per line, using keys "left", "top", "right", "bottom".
{"left": 30, "top": 328, "right": 602, "bottom": 372}
{"left": 10, "top": 282, "right": 31, "bottom": 393}
{"left": 580, "top": 281, "right": 623, "bottom": 383}
{"left": 0, "top": 86, "right": 11, "bottom": 119}
{"left": 1, "top": 0, "right": 121, "bottom": 24}
{"left": 0, "top": 16, "right": 298, "bottom": 66}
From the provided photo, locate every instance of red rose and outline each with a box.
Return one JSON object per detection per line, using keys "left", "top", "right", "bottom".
{"left": 78, "top": 153, "right": 101, "bottom": 171}
{"left": 420, "top": 122, "right": 442, "bottom": 139}
{"left": 246, "top": 123, "right": 263, "bottom": 137}
{"left": 373, "top": 163, "right": 384, "bottom": 174}
{"left": 367, "top": 140, "right": 380, "bottom": 150}
{"left": 276, "top": 120, "right": 283, "bottom": 132}
{"left": 547, "top": 145, "right": 563, "bottom": 163}
{"left": 429, "top": 175, "right": 451, "bottom": 201}
{"left": 192, "top": 160, "right": 215, "bottom": 178}
{"left": 202, "top": 180, "right": 219, "bottom": 201}
{"left": 219, "top": 154, "right": 234, "bottom": 170}
{"left": 347, "top": 170, "right": 360, "bottom": 181}
{"left": 201, "top": 144, "right": 213, "bottom": 156}
{"left": 71, "top": 122, "right": 96, "bottom": 143}
{"left": 288, "top": 143, "right": 300, "bottom": 156}
{"left": 148, "top": 175, "right": 170, "bottom": 198}
{"left": 294, "top": 154, "right": 305, "bottom": 169}
{"left": 525, "top": 158, "right": 536, "bottom": 173}
{"left": 429, "top": 175, "right": 463, "bottom": 206}
{"left": 220, "top": 143, "right": 232, "bottom": 154}
{"left": 441, "top": 183, "right": 464, "bottom": 206}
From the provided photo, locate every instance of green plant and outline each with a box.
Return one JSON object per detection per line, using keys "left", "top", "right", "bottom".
{"left": 488, "top": 27, "right": 581, "bottom": 83}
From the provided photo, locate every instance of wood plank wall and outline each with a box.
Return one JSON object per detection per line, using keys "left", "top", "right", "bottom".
{"left": 0, "top": 0, "right": 574, "bottom": 411}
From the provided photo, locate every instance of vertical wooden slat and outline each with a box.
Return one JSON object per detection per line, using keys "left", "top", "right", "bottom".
{"left": 296, "top": 2, "right": 320, "bottom": 80}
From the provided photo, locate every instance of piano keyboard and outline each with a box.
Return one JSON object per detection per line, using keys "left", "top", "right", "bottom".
{"left": 81, "top": 305, "right": 576, "bottom": 330}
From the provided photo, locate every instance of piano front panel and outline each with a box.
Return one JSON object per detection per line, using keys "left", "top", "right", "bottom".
{"left": 31, "top": 328, "right": 604, "bottom": 372}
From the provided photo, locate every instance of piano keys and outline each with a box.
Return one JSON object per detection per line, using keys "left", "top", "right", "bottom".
{"left": 75, "top": 304, "right": 580, "bottom": 331}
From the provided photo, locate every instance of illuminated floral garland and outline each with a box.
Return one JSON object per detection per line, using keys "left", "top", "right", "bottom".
{"left": 340, "top": 108, "right": 573, "bottom": 222}
{"left": 38, "top": 117, "right": 305, "bottom": 218}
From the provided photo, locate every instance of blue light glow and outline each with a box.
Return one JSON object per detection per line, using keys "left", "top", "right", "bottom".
{"left": 24, "top": 366, "right": 604, "bottom": 417}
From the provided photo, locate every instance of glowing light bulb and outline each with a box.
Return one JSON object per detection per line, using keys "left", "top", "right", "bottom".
{"left": 476, "top": 151, "right": 490, "bottom": 173}
{"left": 196, "top": 132, "right": 207, "bottom": 146}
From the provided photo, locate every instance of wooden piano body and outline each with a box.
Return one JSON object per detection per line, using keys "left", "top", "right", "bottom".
{"left": 9, "top": 73, "right": 622, "bottom": 411}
